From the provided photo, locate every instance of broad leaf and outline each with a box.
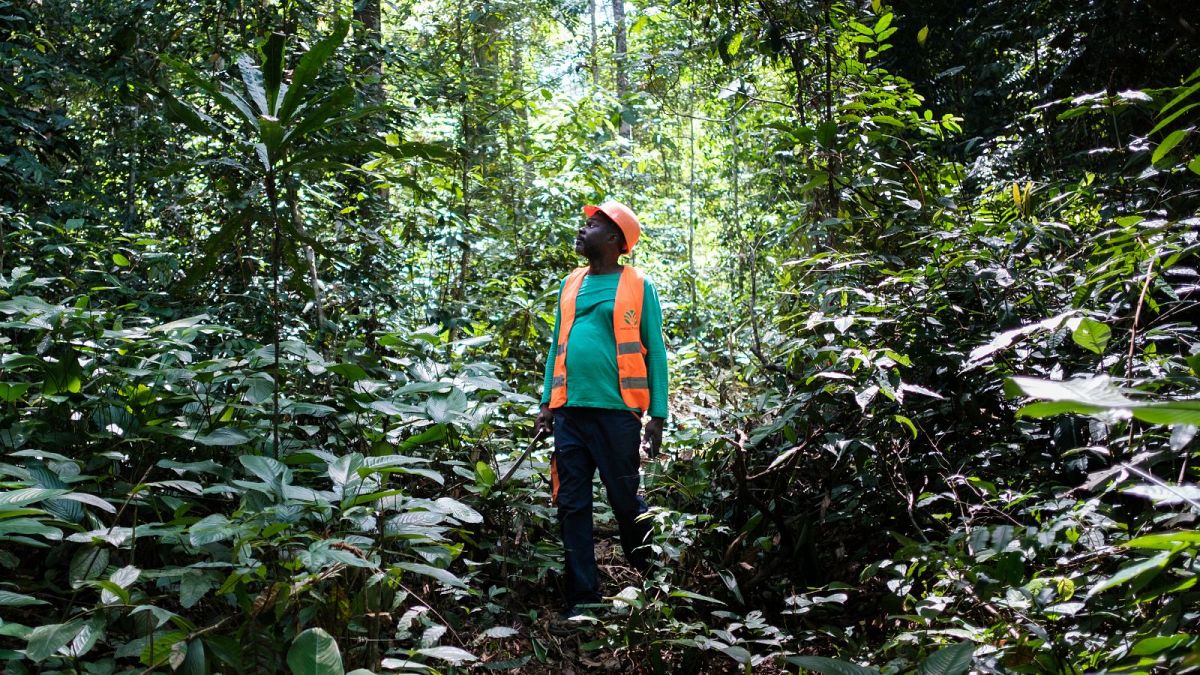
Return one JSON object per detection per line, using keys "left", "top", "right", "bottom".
{"left": 395, "top": 562, "right": 469, "bottom": 589}
{"left": 287, "top": 628, "right": 344, "bottom": 675}
{"left": 278, "top": 19, "right": 350, "bottom": 123}
{"left": 26, "top": 621, "right": 85, "bottom": 662}
{"left": 414, "top": 646, "right": 477, "bottom": 665}
{"left": 917, "top": 642, "right": 975, "bottom": 675}
{"left": 786, "top": 656, "right": 880, "bottom": 675}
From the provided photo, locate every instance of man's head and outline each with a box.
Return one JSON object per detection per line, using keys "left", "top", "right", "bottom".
{"left": 582, "top": 201, "right": 641, "bottom": 254}
{"left": 575, "top": 210, "right": 626, "bottom": 258}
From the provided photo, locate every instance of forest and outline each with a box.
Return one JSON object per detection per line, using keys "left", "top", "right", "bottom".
{"left": 2, "top": 0, "right": 1199, "bottom": 672}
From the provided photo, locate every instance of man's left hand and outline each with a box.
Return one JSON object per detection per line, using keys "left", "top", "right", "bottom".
{"left": 641, "top": 417, "right": 665, "bottom": 457}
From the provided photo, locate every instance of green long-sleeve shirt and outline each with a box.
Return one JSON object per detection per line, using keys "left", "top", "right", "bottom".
{"left": 540, "top": 269, "right": 669, "bottom": 419}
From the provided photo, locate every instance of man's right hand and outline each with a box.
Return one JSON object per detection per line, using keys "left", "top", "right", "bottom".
{"left": 535, "top": 404, "right": 554, "bottom": 437}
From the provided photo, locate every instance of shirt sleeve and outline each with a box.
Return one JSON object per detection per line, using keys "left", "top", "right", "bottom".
{"left": 540, "top": 280, "right": 564, "bottom": 406}
{"left": 641, "top": 278, "right": 669, "bottom": 419}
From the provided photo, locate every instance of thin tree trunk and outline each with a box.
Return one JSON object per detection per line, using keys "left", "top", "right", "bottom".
{"left": 354, "top": 0, "right": 383, "bottom": 103}
{"left": 510, "top": 20, "right": 533, "bottom": 255}
{"left": 612, "top": 0, "right": 631, "bottom": 143}
{"left": 589, "top": 0, "right": 600, "bottom": 86}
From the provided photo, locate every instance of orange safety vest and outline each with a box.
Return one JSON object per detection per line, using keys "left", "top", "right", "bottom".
{"left": 548, "top": 265, "right": 650, "bottom": 413}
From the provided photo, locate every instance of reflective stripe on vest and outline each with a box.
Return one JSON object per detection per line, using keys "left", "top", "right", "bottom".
{"left": 548, "top": 265, "right": 650, "bottom": 413}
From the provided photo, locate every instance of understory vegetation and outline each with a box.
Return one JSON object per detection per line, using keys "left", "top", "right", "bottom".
{"left": 2, "top": 0, "right": 1198, "bottom": 672}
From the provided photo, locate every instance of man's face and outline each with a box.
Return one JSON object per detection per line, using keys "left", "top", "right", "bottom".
{"left": 575, "top": 214, "right": 619, "bottom": 257}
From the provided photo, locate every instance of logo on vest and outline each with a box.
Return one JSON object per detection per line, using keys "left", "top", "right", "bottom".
{"left": 623, "top": 309, "right": 638, "bottom": 326}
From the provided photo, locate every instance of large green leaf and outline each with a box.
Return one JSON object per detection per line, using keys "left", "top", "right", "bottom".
{"left": 160, "top": 89, "right": 224, "bottom": 137}
{"left": 238, "top": 54, "right": 270, "bottom": 116}
{"left": 917, "top": 642, "right": 975, "bottom": 675}
{"left": 786, "top": 656, "right": 880, "bottom": 675}
{"left": 25, "top": 621, "right": 85, "bottom": 662}
{"left": 287, "top": 628, "right": 344, "bottom": 675}
{"left": 0, "top": 590, "right": 48, "bottom": 606}
{"left": 1152, "top": 129, "right": 1187, "bottom": 165}
{"left": 0, "top": 487, "right": 69, "bottom": 507}
{"left": 161, "top": 55, "right": 258, "bottom": 127}
{"left": 1124, "top": 530, "right": 1200, "bottom": 550}
{"left": 414, "top": 646, "right": 477, "bottom": 665}
{"left": 1088, "top": 550, "right": 1174, "bottom": 596}
{"left": 189, "top": 513, "right": 234, "bottom": 546}
{"left": 193, "top": 427, "right": 253, "bottom": 446}
{"left": 278, "top": 19, "right": 350, "bottom": 124}
{"left": 1070, "top": 317, "right": 1111, "bottom": 354}
{"left": 283, "top": 86, "right": 355, "bottom": 145}
{"left": 262, "top": 32, "right": 286, "bottom": 114}
{"left": 395, "top": 562, "right": 468, "bottom": 589}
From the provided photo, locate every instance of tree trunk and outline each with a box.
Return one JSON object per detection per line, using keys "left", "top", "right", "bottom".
{"left": 612, "top": 0, "right": 631, "bottom": 143}
{"left": 589, "top": 0, "right": 600, "bottom": 86}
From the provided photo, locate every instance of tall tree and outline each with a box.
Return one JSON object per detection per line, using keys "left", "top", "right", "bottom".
{"left": 612, "top": 0, "right": 631, "bottom": 143}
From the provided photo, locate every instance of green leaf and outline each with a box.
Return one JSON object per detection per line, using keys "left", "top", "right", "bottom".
{"left": 262, "top": 32, "right": 285, "bottom": 114}
{"left": 60, "top": 491, "right": 117, "bottom": 514}
{"left": 237, "top": 53, "right": 270, "bottom": 116}
{"left": 917, "top": 25, "right": 929, "bottom": 46}
{"left": 433, "top": 497, "right": 483, "bottom": 524}
{"left": 1124, "top": 484, "right": 1200, "bottom": 506}
{"left": 0, "top": 590, "right": 48, "bottom": 606}
{"left": 917, "top": 642, "right": 974, "bottom": 675}
{"left": 395, "top": 562, "right": 469, "bottom": 589}
{"left": 894, "top": 414, "right": 918, "bottom": 439}
{"left": 414, "top": 646, "right": 477, "bottom": 665}
{"left": 0, "top": 517, "right": 62, "bottom": 539}
{"left": 26, "top": 621, "right": 85, "bottom": 662}
{"left": 287, "top": 628, "right": 344, "bottom": 675}
{"left": 1124, "top": 530, "right": 1200, "bottom": 550}
{"left": 0, "top": 381, "right": 31, "bottom": 402}
{"left": 159, "top": 88, "right": 224, "bottom": 137}
{"left": 873, "top": 13, "right": 894, "bottom": 35}
{"left": 400, "top": 424, "right": 448, "bottom": 451}
{"left": 1152, "top": 129, "right": 1187, "bottom": 165}
{"left": 1189, "top": 156, "right": 1200, "bottom": 176}
{"left": 1148, "top": 102, "right": 1199, "bottom": 135}
{"left": 189, "top": 513, "right": 234, "bottom": 546}
{"left": 1130, "top": 402, "right": 1200, "bottom": 426}
{"left": 1070, "top": 317, "right": 1111, "bottom": 354}
{"left": 278, "top": 19, "right": 350, "bottom": 123}
{"left": 69, "top": 547, "right": 110, "bottom": 585}
{"left": 284, "top": 86, "right": 352, "bottom": 144}
{"left": 193, "top": 428, "right": 252, "bottom": 446}
{"left": 727, "top": 32, "right": 744, "bottom": 57}
{"left": 112, "top": 252, "right": 130, "bottom": 267}
{"left": 1160, "top": 79, "right": 1200, "bottom": 116}
{"left": 1130, "top": 634, "right": 1193, "bottom": 656}
{"left": 1008, "top": 376, "right": 1135, "bottom": 407}
{"left": 0, "top": 487, "right": 70, "bottom": 507}
{"left": 149, "top": 314, "right": 213, "bottom": 333}
{"left": 1088, "top": 550, "right": 1174, "bottom": 596}
{"left": 180, "top": 573, "right": 215, "bottom": 608}
{"left": 669, "top": 589, "right": 726, "bottom": 605}
{"left": 719, "top": 645, "right": 752, "bottom": 664}
{"left": 786, "top": 656, "right": 880, "bottom": 675}
{"left": 141, "top": 630, "right": 188, "bottom": 668}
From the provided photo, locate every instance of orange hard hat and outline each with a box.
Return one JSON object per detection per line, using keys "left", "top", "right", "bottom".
{"left": 583, "top": 201, "right": 641, "bottom": 253}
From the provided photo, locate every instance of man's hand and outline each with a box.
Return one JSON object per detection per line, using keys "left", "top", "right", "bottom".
{"left": 535, "top": 404, "right": 554, "bottom": 437}
{"left": 641, "top": 416, "right": 665, "bottom": 456}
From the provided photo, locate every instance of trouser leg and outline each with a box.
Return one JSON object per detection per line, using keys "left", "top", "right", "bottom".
{"left": 553, "top": 410, "right": 600, "bottom": 607}
{"left": 591, "top": 410, "right": 651, "bottom": 575}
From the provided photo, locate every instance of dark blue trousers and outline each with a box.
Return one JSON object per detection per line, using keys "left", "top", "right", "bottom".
{"left": 553, "top": 407, "right": 651, "bottom": 608}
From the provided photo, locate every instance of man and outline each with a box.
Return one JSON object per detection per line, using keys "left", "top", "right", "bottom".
{"left": 534, "top": 200, "right": 669, "bottom": 617}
